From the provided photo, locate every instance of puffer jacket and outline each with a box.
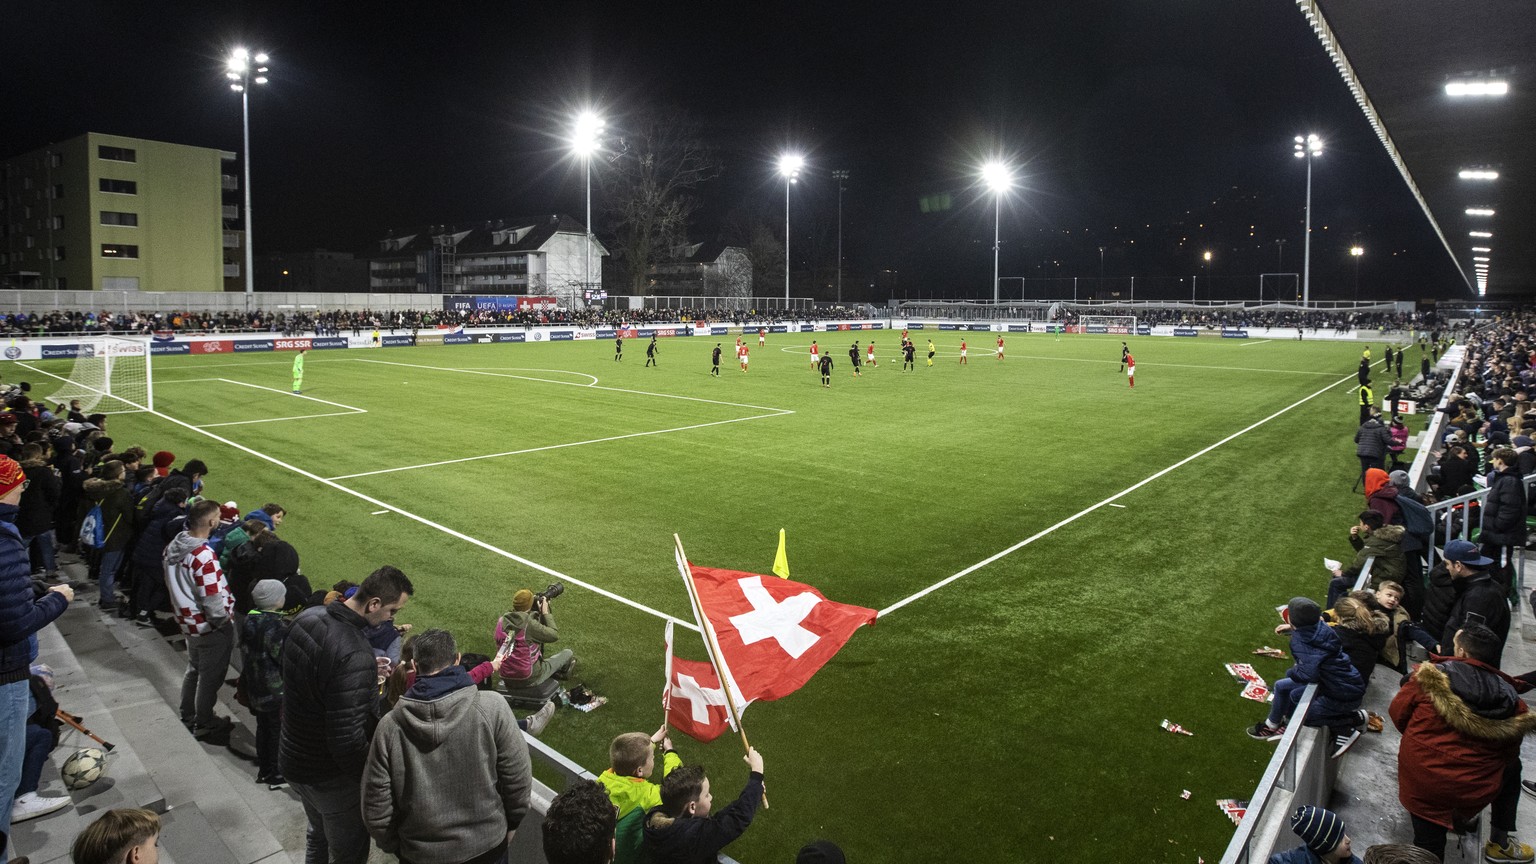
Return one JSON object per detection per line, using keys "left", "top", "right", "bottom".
{"left": 0, "top": 504, "right": 67, "bottom": 683}
{"left": 1480, "top": 466, "right": 1528, "bottom": 547}
{"left": 82, "top": 477, "right": 134, "bottom": 552}
{"left": 1355, "top": 418, "right": 1392, "bottom": 459}
{"left": 1328, "top": 610, "right": 1391, "bottom": 686}
{"left": 16, "top": 458, "right": 59, "bottom": 539}
{"left": 1342, "top": 524, "right": 1406, "bottom": 584}
{"left": 1390, "top": 658, "right": 1536, "bottom": 829}
{"left": 131, "top": 498, "right": 182, "bottom": 573}
{"left": 1421, "top": 563, "right": 1455, "bottom": 645}
{"left": 279, "top": 601, "right": 381, "bottom": 783}
{"left": 1286, "top": 620, "right": 1366, "bottom": 723}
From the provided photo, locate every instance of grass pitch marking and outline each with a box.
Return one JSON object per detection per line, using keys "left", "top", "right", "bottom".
{"left": 1237, "top": 340, "right": 1273, "bottom": 346}
{"left": 144, "top": 405, "right": 700, "bottom": 632}
{"left": 176, "top": 379, "right": 368, "bottom": 429}
{"left": 878, "top": 372, "right": 1356, "bottom": 617}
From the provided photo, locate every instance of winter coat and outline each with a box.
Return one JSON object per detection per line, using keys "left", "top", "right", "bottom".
{"left": 0, "top": 504, "right": 67, "bottom": 684}
{"left": 162, "top": 531, "right": 233, "bottom": 637}
{"left": 362, "top": 666, "right": 531, "bottom": 863}
{"left": 226, "top": 537, "right": 306, "bottom": 615}
{"left": 1480, "top": 466, "right": 1528, "bottom": 547}
{"left": 218, "top": 509, "right": 276, "bottom": 571}
{"left": 1437, "top": 452, "right": 1476, "bottom": 497}
{"left": 599, "top": 749, "right": 684, "bottom": 819}
{"left": 1421, "top": 563, "right": 1454, "bottom": 647}
{"left": 1355, "top": 419, "right": 1392, "bottom": 459}
{"left": 1342, "top": 524, "right": 1406, "bottom": 585}
{"left": 82, "top": 477, "right": 134, "bottom": 552}
{"left": 493, "top": 609, "right": 561, "bottom": 679}
{"left": 1285, "top": 621, "right": 1366, "bottom": 723}
{"left": 1388, "top": 422, "right": 1410, "bottom": 455}
{"left": 1364, "top": 469, "right": 1401, "bottom": 525}
{"left": 1390, "top": 658, "right": 1536, "bottom": 829}
{"left": 279, "top": 601, "right": 382, "bottom": 784}
{"left": 1328, "top": 611, "right": 1390, "bottom": 686}
{"left": 131, "top": 499, "right": 183, "bottom": 572}
{"left": 240, "top": 609, "right": 290, "bottom": 713}
{"left": 16, "top": 459, "right": 59, "bottom": 538}
{"left": 643, "top": 772, "right": 765, "bottom": 864}
{"left": 1440, "top": 571, "right": 1510, "bottom": 662}
{"left": 1517, "top": 448, "right": 1536, "bottom": 478}
{"left": 1267, "top": 847, "right": 1362, "bottom": 864}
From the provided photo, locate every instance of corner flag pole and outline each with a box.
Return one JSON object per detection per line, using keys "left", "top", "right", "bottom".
{"left": 673, "top": 533, "right": 768, "bottom": 808}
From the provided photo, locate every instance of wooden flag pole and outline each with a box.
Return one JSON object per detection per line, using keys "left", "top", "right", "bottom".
{"left": 673, "top": 533, "right": 767, "bottom": 808}
{"left": 661, "top": 620, "right": 674, "bottom": 734}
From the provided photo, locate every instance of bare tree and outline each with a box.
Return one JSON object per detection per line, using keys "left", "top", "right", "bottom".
{"left": 603, "top": 109, "right": 721, "bottom": 294}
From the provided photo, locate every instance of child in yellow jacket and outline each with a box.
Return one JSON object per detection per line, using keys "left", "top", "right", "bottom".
{"left": 598, "top": 726, "right": 683, "bottom": 819}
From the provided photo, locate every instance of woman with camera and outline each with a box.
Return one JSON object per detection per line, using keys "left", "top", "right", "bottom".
{"left": 494, "top": 586, "right": 574, "bottom": 689}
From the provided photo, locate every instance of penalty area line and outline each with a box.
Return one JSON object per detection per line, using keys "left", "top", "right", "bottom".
{"left": 878, "top": 372, "right": 1356, "bottom": 618}
{"left": 141, "top": 406, "right": 699, "bottom": 632}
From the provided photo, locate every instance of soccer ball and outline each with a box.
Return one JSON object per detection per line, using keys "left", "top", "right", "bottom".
{"left": 61, "top": 748, "right": 106, "bottom": 791}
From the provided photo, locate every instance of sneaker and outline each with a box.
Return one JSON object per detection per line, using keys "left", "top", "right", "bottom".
{"left": 1522, "top": 779, "right": 1536, "bottom": 800}
{"left": 1331, "top": 730, "right": 1362, "bottom": 759}
{"left": 553, "top": 659, "right": 576, "bottom": 681}
{"left": 525, "top": 699, "right": 556, "bottom": 737}
{"left": 1246, "top": 722, "right": 1285, "bottom": 741}
{"left": 1352, "top": 708, "right": 1369, "bottom": 729}
{"left": 266, "top": 775, "right": 288, "bottom": 791}
{"left": 192, "top": 716, "right": 234, "bottom": 739}
{"left": 1485, "top": 838, "right": 1535, "bottom": 863}
{"left": 11, "top": 791, "right": 71, "bottom": 823}
{"left": 134, "top": 610, "right": 155, "bottom": 628}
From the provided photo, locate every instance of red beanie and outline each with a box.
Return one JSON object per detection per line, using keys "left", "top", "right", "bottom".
{"left": 152, "top": 451, "right": 175, "bottom": 476}
{"left": 0, "top": 456, "right": 24, "bottom": 498}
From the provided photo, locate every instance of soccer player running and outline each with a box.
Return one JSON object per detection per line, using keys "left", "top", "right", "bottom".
{"left": 1126, "top": 351, "right": 1136, "bottom": 389}
{"left": 1120, "top": 342, "right": 1129, "bottom": 372}
{"left": 866, "top": 341, "right": 877, "bottom": 368}
{"left": 810, "top": 340, "right": 820, "bottom": 370}
{"left": 711, "top": 343, "right": 722, "bottom": 377}
{"left": 902, "top": 340, "right": 916, "bottom": 371}
{"left": 927, "top": 339, "right": 936, "bottom": 367}
{"left": 739, "top": 343, "right": 749, "bottom": 373}
{"left": 645, "top": 336, "right": 658, "bottom": 367}
{"left": 848, "top": 342, "right": 862, "bottom": 377}
{"left": 615, "top": 335, "right": 623, "bottom": 361}
{"left": 959, "top": 339, "right": 968, "bottom": 365}
{"left": 292, "top": 348, "right": 306, "bottom": 394}
{"left": 819, "top": 352, "right": 834, "bottom": 387}
{"left": 996, "top": 334, "right": 1004, "bottom": 362}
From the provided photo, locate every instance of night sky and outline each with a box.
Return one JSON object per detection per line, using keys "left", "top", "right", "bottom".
{"left": 2, "top": 0, "right": 1467, "bottom": 302}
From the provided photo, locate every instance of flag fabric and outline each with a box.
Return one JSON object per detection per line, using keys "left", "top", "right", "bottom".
{"left": 686, "top": 564, "right": 877, "bottom": 702}
{"left": 772, "top": 529, "right": 790, "bottom": 579}
{"left": 664, "top": 620, "right": 736, "bottom": 742}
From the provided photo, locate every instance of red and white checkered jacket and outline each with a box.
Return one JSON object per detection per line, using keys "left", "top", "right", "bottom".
{"left": 163, "top": 533, "right": 234, "bottom": 637}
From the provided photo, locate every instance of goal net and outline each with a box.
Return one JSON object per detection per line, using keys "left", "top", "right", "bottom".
{"left": 31, "top": 337, "right": 153, "bottom": 414}
{"left": 1079, "top": 315, "right": 1138, "bottom": 335}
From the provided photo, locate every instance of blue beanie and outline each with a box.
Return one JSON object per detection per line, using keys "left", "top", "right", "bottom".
{"left": 1290, "top": 805, "right": 1345, "bottom": 855}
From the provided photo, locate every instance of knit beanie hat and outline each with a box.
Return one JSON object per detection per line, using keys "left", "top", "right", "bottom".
{"left": 251, "top": 580, "right": 286, "bottom": 611}
{"left": 1388, "top": 469, "right": 1411, "bottom": 487}
{"left": 796, "top": 841, "right": 846, "bottom": 864}
{"left": 513, "top": 589, "right": 535, "bottom": 612}
{"left": 1289, "top": 805, "right": 1345, "bottom": 855}
{"left": 152, "top": 451, "right": 175, "bottom": 476}
{"left": 0, "top": 456, "right": 25, "bottom": 498}
{"left": 1286, "top": 597, "right": 1322, "bottom": 630}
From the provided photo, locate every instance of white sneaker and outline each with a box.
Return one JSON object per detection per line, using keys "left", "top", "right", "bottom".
{"left": 11, "top": 791, "right": 71, "bottom": 823}
{"left": 525, "top": 699, "right": 557, "bottom": 737}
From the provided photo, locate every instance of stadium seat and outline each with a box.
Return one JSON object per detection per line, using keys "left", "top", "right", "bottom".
{"left": 495, "top": 675, "right": 560, "bottom": 710}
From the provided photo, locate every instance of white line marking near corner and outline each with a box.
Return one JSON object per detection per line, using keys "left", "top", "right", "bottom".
{"left": 216, "top": 379, "right": 367, "bottom": 413}
{"left": 878, "top": 372, "right": 1356, "bottom": 618}
{"left": 141, "top": 407, "right": 699, "bottom": 632}
{"left": 1237, "top": 340, "right": 1273, "bottom": 346}
{"left": 371, "top": 510, "right": 389, "bottom": 515}
{"left": 1107, "top": 503, "right": 1127, "bottom": 508}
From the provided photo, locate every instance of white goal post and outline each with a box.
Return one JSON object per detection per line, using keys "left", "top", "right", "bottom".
{"left": 28, "top": 336, "right": 154, "bottom": 414}
{"left": 1078, "top": 315, "right": 1138, "bottom": 335}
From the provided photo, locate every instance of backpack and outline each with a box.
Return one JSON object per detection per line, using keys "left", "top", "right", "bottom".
{"left": 79, "top": 504, "right": 105, "bottom": 550}
{"left": 1397, "top": 494, "right": 1435, "bottom": 539}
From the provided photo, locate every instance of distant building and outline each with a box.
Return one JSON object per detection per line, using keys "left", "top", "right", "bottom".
{"left": 650, "top": 242, "right": 752, "bottom": 297}
{"left": 369, "top": 215, "right": 606, "bottom": 306}
{"left": 256, "top": 249, "right": 368, "bottom": 293}
{"left": 0, "top": 132, "right": 242, "bottom": 292}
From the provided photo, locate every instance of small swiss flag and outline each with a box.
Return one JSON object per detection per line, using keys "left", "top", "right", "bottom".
{"left": 666, "top": 656, "right": 735, "bottom": 742}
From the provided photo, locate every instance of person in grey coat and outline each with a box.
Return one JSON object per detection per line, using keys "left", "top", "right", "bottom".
{"left": 1354, "top": 412, "right": 1392, "bottom": 489}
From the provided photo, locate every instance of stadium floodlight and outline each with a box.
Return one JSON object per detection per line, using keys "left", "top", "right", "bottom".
{"left": 1445, "top": 79, "right": 1509, "bottom": 97}
{"left": 778, "top": 153, "right": 804, "bottom": 303}
{"left": 1459, "top": 169, "right": 1499, "bottom": 180}
{"left": 1292, "top": 133, "right": 1323, "bottom": 305}
{"left": 1465, "top": 208, "right": 1496, "bottom": 216}
{"left": 981, "top": 160, "right": 1012, "bottom": 302}
{"left": 1472, "top": 246, "right": 1491, "bottom": 252}
{"left": 1470, "top": 231, "right": 1493, "bottom": 238}
{"left": 225, "top": 46, "right": 269, "bottom": 296}
{"left": 570, "top": 110, "right": 606, "bottom": 304}
{"left": 1473, "top": 256, "right": 1490, "bottom": 262}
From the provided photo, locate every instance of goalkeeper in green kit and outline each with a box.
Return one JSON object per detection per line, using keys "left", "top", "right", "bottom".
{"left": 292, "top": 348, "right": 306, "bottom": 394}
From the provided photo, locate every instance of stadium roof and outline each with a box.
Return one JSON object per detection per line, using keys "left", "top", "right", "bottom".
{"left": 1306, "top": 0, "right": 1535, "bottom": 297}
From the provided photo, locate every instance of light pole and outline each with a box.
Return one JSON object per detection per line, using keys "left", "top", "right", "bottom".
{"left": 1350, "top": 244, "right": 1363, "bottom": 301}
{"left": 1197, "top": 250, "right": 1212, "bottom": 302}
{"left": 981, "top": 161, "right": 1012, "bottom": 303}
{"left": 778, "top": 154, "right": 803, "bottom": 305}
{"left": 226, "top": 48, "right": 269, "bottom": 296}
{"left": 832, "top": 169, "right": 849, "bottom": 304}
{"left": 1293, "top": 133, "right": 1323, "bottom": 306}
{"left": 571, "top": 111, "right": 605, "bottom": 303}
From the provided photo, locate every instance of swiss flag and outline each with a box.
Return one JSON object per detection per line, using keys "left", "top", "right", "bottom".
{"left": 666, "top": 655, "right": 735, "bottom": 742}
{"left": 688, "top": 564, "right": 877, "bottom": 702}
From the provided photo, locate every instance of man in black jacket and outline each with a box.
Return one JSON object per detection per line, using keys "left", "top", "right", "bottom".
{"left": 281, "top": 565, "right": 413, "bottom": 864}
{"left": 644, "top": 748, "right": 765, "bottom": 864}
{"left": 1435, "top": 540, "right": 1509, "bottom": 666}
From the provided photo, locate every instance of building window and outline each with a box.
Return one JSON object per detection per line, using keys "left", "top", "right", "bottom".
{"left": 101, "top": 244, "right": 139, "bottom": 259}
{"left": 51, "top": 184, "right": 63, "bottom": 199}
{"left": 49, "top": 216, "right": 62, "bottom": 230}
{"left": 98, "top": 145, "right": 137, "bottom": 163}
{"left": 49, "top": 153, "right": 62, "bottom": 168}
{"left": 56, "top": 276, "right": 66, "bottom": 290}
{"left": 100, "top": 211, "right": 139, "bottom": 227}
{"left": 98, "top": 178, "right": 137, "bottom": 195}
{"left": 54, "top": 246, "right": 66, "bottom": 261}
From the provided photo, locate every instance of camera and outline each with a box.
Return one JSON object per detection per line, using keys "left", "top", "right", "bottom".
{"left": 534, "top": 583, "right": 564, "bottom": 604}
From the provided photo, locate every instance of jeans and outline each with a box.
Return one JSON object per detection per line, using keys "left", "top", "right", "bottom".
{"left": 1266, "top": 677, "right": 1304, "bottom": 727}
{"left": 502, "top": 649, "right": 573, "bottom": 690}
{"left": 254, "top": 707, "right": 281, "bottom": 779}
{"left": 18, "top": 723, "right": 51, "bottom": 796}
{"left": 22, "top": 531, "right": 55, "bottom": 576}
{"left": 0, "top": 678, "right": 33, "bottom": 864}
{"left": 292, "top": 774, "right": 372, "bottom": 864}
{"left": 180, "top": 623, "right": 234, "bottom": 728}
{"left": 99, "top": 548, "right": 125, "bottom": 608}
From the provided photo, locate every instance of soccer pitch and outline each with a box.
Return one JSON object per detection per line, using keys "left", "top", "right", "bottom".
{"left": 13, "top": 332, "right": 1384, "bottom": 862}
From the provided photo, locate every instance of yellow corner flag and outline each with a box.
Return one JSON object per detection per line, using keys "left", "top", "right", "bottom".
{"left": 772, "top": 528, "right": 790, "bottom": 579}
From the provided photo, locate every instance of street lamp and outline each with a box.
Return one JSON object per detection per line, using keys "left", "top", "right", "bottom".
{"left": 1293, "top": 133, "right": 1323, "bottom": 306}
{"left": 778, "top": 154, "right": 803, "bottom": 304}
{"left": 832, "top": 169, "right": 849, "bottom": 305}
{"left": 981, "top": 161, "right": 1012, "bottom": 303}
{"left": 1350, "top": 244, "right": 1364, "bottom": 301}
{"left": 226, "top": 47, "right": 269, "bottom": 296}
{"left": 571, "top": 111, "right": 605, "bottom": 303}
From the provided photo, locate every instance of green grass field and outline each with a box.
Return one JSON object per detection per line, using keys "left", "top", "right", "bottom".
{"left": 8, "top": 331, "right": 1399, "bottom": 862}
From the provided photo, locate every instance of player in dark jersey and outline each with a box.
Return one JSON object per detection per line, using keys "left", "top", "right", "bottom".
{"left": 1120, "top": 342, "right": 1130, "bottom": 372}
{"left": 711, "top": 343, "right": 722, "bottom": 376}
{"left": 615, "top": 335, "right": 623, "bottom": 361}
{"left": 819, "top": 353, "right": 834, "bottom": 387}
{"left": 902, "top": 340, "right": 916, "bottom": 371}
{"left": 848, "top": 342, "right": 862, "bottom": 377}
{"left": 645, "top": 336, "right": 658, "bottom": 367}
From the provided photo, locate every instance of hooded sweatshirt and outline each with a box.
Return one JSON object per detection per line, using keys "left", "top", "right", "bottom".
{"left": 162, "top": 530, "right": 233, "bottom": 636}
{"left": 1364, "top": 468, "right": 1401, "bottom": 525}
{"left": 362, "top": 665, "right": 531, "bottom": 864}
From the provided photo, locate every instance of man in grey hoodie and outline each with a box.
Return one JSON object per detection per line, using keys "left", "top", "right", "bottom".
{"left": 363, "top": 628, "right": 531, "bottom": 864}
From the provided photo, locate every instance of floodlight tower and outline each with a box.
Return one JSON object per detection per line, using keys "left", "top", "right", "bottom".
{"left": 225, "top": 47, "right": 269, "bottom": 296}
{"left": 1293, "top": 133, "right": 1323, "bottom": 306}
{"left": 778, "top": 154, "right": 804, "bottom": 304}
{"left": 571, "top": 111, "right": 606, "bottom": 299}
{"left": 981, "top": 161, "right": 1012, "bottom": 303}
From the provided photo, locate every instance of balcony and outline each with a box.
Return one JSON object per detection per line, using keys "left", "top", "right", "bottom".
{"left": 222, "top": 205, "right": 239, "bottom": 220}
{"left": 222, "top": 232, "right": 241, "bottom": 249}
{"left": 221, "top": 175, "right": 238, "bottom": 191}
{"left": 223, "top": 264, "right": 241, "bottom": 277}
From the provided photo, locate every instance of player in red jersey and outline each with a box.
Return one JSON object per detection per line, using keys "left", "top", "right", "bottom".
{"left": 959, "top": 339, "right": 968, "bottom": 365}
{"left": 740, "top": 343, "right": 750, "bottom": 372}
{"left": 996, "top": 334, "right": 1004, "bottom": 361}
{"left": 758, "top": 327, "right": 766, "bottom": 347}
{"left": 1126, "top": 352, "right": 1135, "bottom": 388}
{"left": 866, "top": 341, "right": 877, "bottom": 367}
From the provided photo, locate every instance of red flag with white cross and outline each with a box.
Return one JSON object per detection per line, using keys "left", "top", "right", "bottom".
{"left": 686, "top": 564, "right": 878, "bottom": 702}
{"left": 663, "top": 621, "right": 736, "bottom": 742}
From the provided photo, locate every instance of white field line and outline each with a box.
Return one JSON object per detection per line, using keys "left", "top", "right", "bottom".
{"left": 142, "top": 406, "right": 699, "bottom": 631}
{"left": 878, "top": 372, "right": 1356, "bottom": 617}
{"left": 1237, "top": 339, "right": 1273, "bottom": 346}
{"left": 198, "top": 411, "right": 367, "bottom": 429}
{"left": 153, "top": 377, "right": 228, "bottom": 383}
{"left": 150, "top": 360, "right": 297, "bottom": 369}
{"left": 450, "top": 367, "right": 600, "bottom": 386}
{"left": 1107, "top": 503, "right": 1127, "bottom": 508}
{"left": 327, "top": 410, "right": 792, "bottom": 480}
{"left": 214, "top": 378, "right": 368, "bottom": 413}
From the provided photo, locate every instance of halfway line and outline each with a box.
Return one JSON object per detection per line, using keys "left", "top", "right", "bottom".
{"left": 878, "top": 372, "right": 1355, "bottom": 617}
